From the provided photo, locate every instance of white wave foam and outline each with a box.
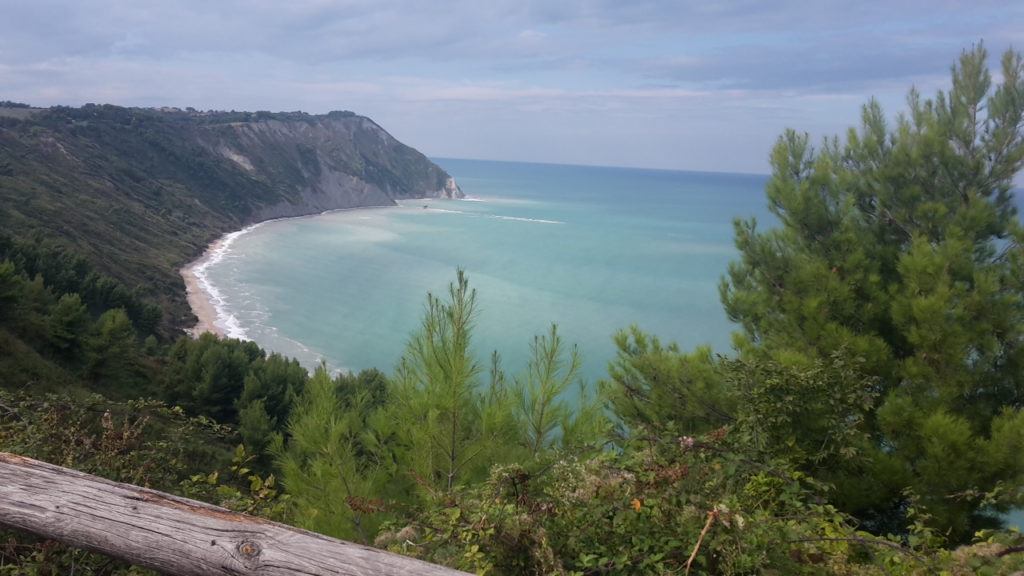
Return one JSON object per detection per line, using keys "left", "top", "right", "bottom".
{"left": 489, "top": 215, "right": 565, "bottom": 224}
{"left": 190, "top": 222, "right": 269, "bottom": 341}
{"left": 427, "top": 208, "right": 469, "bottom": 215}
{"left": 420, "top": 205, "right": 561, "bottom": 224}
{"left": 243, "top": 322, "right": 339, "bottom": 376}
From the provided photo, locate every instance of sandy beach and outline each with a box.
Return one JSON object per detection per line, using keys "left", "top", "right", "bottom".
{"left": 181, "top": 239, "right": 226, "bottom": 338}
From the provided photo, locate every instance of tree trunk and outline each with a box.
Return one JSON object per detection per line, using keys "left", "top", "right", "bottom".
{"left": 0, "top": 452, "right": 469, "bottom": 576}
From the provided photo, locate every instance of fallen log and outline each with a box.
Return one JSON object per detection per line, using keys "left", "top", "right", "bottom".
{"left": 0, "top": 452, "right": 469, "bottom": 575}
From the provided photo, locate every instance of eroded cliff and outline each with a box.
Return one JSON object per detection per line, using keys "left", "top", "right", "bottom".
{"left": 197, "top": 112, "right": 462, "bottom": 220}
{"left": 0, "top": 104, "right": 463, "bottom": 332}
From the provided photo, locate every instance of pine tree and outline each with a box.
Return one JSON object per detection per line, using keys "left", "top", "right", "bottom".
{"left": 47, "top": 293, "right": 88, "bottom": 359}
{"left": 604, "top": 326, "right": 733, "bottom": 438}
{"left": 236, "top": 352, "right": 308, "bottom": 460}
{"left": 515, "top": 324, "right": 581, "bottom": 457}
{"left": 391, "top": 270, "right": 518, "bottom": 495}
{"left": 85, "top": 308, "right": 140, "bottom": 393}
{"left": 720, "top": 43, "right": 1024, "bottom": 540}
{"left": 513, "top": 323, "right": 607, "bottom": 456}
{"left": 272, "top": 366, "right": 392, "bottom": 543}
{"left": 161, "top": 333, "right": 264, "bottom": 422}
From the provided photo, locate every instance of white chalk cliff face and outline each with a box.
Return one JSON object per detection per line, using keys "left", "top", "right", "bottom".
{"left": 441, "top": 176, "right": 463, "bottom": 199}
{"left": 198, "top": 112, "right": 463, "bottom": 222}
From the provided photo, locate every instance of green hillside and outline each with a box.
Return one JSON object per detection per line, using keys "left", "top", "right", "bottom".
{"left": 0, "top": 104, "right": 459, "bottom": 336}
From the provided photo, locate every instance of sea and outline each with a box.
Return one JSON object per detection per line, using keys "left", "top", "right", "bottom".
{"left": 195, "top": 157, "right": 1023, "bottom": 530}
{"left": 194, "top": 158, "right": 771, "bottom": 383}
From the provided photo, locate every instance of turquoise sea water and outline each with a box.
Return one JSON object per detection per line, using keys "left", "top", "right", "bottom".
{"left": 194, "top": 160, "right": 1024, "bottom": 528}
{"left": 196, "top": 158, "right": 771, "bottom": 383}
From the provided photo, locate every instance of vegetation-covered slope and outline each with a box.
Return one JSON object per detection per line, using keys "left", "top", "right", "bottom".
{"left": 0, "top": 104, "right": 460, "bottom": 335}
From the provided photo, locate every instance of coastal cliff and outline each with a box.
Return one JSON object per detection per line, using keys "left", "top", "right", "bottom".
{"left": 0, "top": 103, "right": 462, "bottom": 333}
{"left": 196, "top": 112, "right": 462, "bottom": 220}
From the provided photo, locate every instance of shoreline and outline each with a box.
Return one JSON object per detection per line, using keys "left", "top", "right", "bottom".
{"left": 181, "top": 237, "right": 228, "bottom": 338}
{"left": 178, "top": 199, "right": 452, "bottom": 340}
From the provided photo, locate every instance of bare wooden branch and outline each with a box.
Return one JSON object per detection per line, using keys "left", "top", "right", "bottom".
{"left": 684, "top": 509, "right": 717, "bottom": 576}
{"left": 997, "top": 545, "right": 1024, "bottom": 558}
{"left": 0, "top": 452, "right": 469, "bottom": 576}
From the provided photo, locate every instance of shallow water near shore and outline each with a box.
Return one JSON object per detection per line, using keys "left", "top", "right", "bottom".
{"left": 197, "top": 158, "right": 771, "bottom": 381}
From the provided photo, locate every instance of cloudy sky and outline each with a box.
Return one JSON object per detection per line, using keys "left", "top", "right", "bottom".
{"left": 2, "top": 1, "right": 1021, "bottom": 174}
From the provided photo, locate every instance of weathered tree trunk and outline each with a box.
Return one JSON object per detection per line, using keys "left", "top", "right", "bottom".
{"left": 0, "top": 452, "right": 469, "bottom": 575}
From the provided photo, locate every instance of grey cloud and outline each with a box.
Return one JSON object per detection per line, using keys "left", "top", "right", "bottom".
{"left": 616, "top": 3, "right": 1022, "bottom": 93}
{"left": 1, "top": 0, "right": 1021, "bottom": 173}
{"left": 4, "top": 1, "right": 1018, "bottom": 69}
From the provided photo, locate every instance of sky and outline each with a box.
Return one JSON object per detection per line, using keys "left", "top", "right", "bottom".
{"left": 2, "top": 1, "right": 1022, "bottom": 175}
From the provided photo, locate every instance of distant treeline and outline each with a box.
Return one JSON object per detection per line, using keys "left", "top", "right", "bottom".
{"left": 15, "top": 102, "right": 360, "bottom": 125}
